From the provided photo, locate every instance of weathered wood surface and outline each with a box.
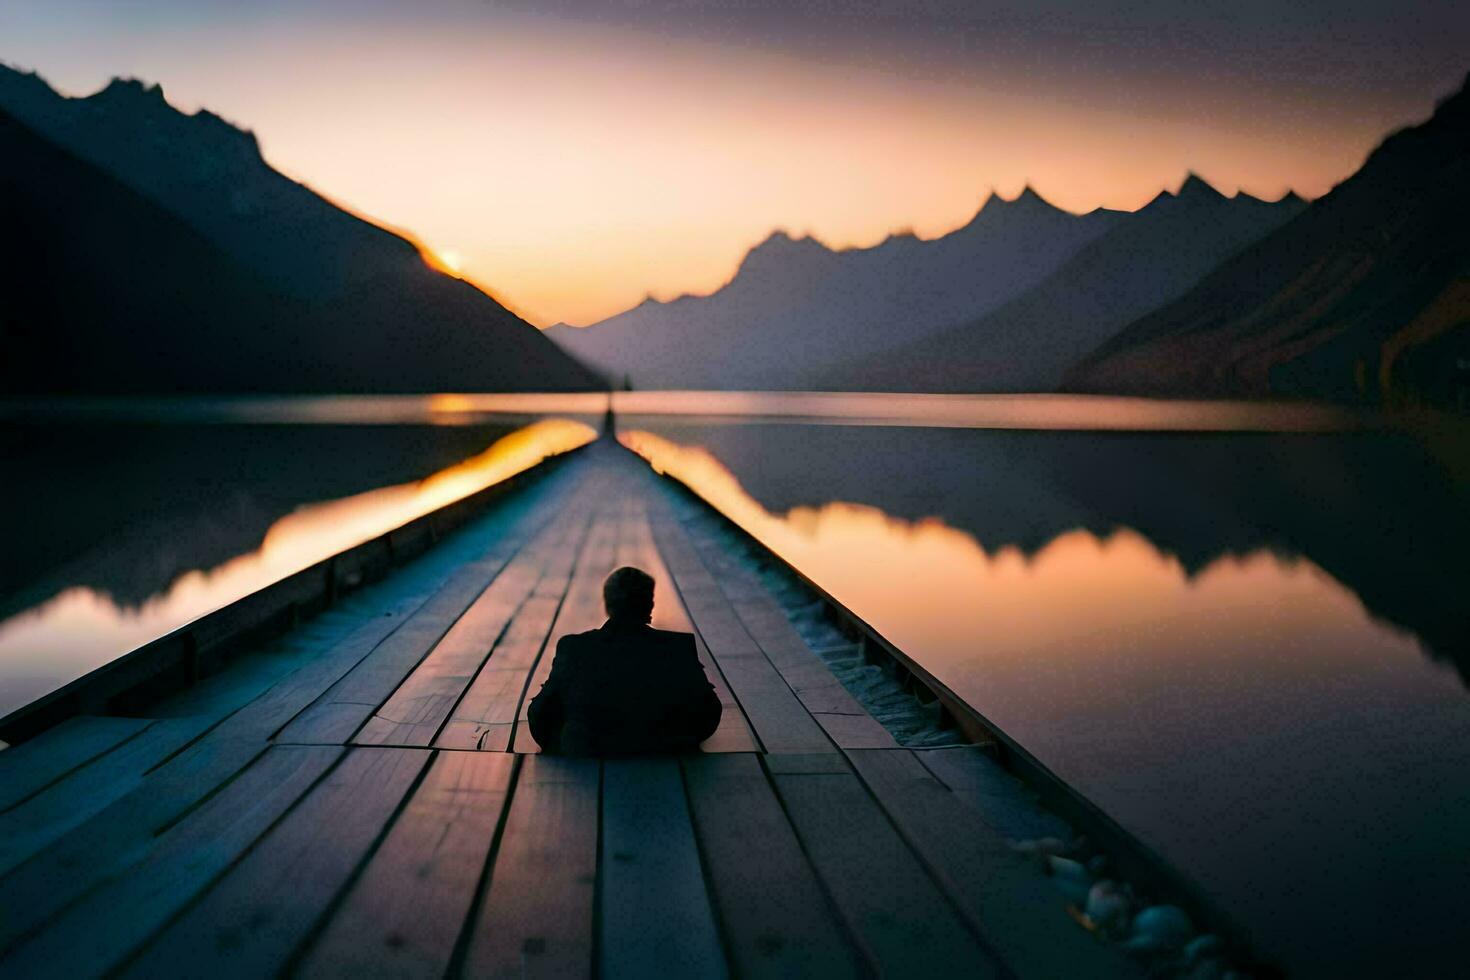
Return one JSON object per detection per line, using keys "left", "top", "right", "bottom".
{"left": 0, "top": 440, "right": 1137, "bottom": 978}
{"left": 850, "top": 748, "right": 1140, "bottom": 979}
{"left": 2, "top": 745, "right": 341, "bottom": 978}
{"left": 675, "top": 508, "right": 897, "bottom": 749}
{"left": 651, "top": 510, "right": 835, "bottom": 754}
{"left": 298, "top": 750, "right": 516, "bottom": 977}
{"left": 432, "top": 509, "right": 591, "bottom": 751}
{"left": 600, "top": 758, "right": 726, "bottom": 979}
{"left": 461, "top": 754, "right": 600, "bottom": 978}
{"left": 120, "top": 747, "right": 433, "bottom": 979}
{"left": 0, "top": 714, "right": 214, "bottom": 878}
{"left": 771, "top": 767, "right": 1004, "bottom": 977}
{"left": 0, "top": 715, "right": 152, "bottom": 813}
{"left": 682, "top": 753, "right": 864, "bottom": 979}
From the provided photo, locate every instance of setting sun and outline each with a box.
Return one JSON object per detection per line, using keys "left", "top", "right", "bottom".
{"left": 419, "top": 243, "right": 465, "bottom": 278}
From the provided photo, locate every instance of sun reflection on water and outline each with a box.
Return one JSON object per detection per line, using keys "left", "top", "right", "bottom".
{"left": 0, "top": 419, "right": 595, "bottom": 715}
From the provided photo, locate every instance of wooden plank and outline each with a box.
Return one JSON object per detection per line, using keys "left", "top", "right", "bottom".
{"left": 682, "top": 754, "right": 863, "bottom": 979}
{"left": 437, "top": 594, "right": 564, "bottom": 752}
{"left": 436, "top": 513, "right": 592, "bottom": 751}
{"left": 621, "top": 504, "right": 758, "bottom": 754}
{"left": 771, "top": 769, "right": 1003, "bottom": 978}
{"left": 461, "top": 755, "right": 599, "bottom": 979}
{"left": 0, "top": 745, "right": 340, "bottom": 976}
{"left": 119, "top": 747, "right": 431, "bottom": 979}
{"left": 849, "top": 749, "right": 1140, "bottom": 979}
{"left": 727, "top": 599, "right": 895, "bottom": 748}
{"left": 510, "top": 515, "right": 622, "bottom": 753}
{"left": 600, "top": 758, "right": 726, "bottom": 979}
{"left": 275, "top": 557, "right": 521, "bottom": 744}
{"left": 0, "top": 737, "right": 266, "bottom": 952}
{"left": 273, "top": 474, "right": 583, "bottom": 747}
{"left": 297, "top": 751, "right": 516, "bottom": 978}
{"left": 532, "top": 498, "right": 596, "bottom": 601}
{"left": 762, "top": 752, "right": 851, "bottom": 775}
{"left": 353, "top": 494, "right": 598, "bottom": 749}
{"left": 649, "top": 512, "right": 833, "bottom": 754}
{"left": 0, "top": 715, "right": 152, "bottom": 813}
{"left": 352, "top": 551, "right": 543, "bottom": 746}
{"left": 914, "top": 745, "right": 1073, "bottom": 841}
{"left": 676, "top": 509, "right": 897, "bottom": 749}
{"left": 0, "top": 714, "right": 212, "bottom": 878}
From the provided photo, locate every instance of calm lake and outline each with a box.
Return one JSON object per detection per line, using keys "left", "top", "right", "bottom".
{"left": 2, "top": 393, "right": 1467, "bottom": 978}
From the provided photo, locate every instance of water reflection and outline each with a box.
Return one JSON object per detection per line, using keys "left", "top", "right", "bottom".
{"left": 630, "top": 422, "right": 1470, "bottom": 684}
{"left": 623, "top": 429, "right": 1421, "bottom": 683}
{"left": 1, "top": 391, "right": 1364, "bottom": 430}
{"left": 0, "top": 419, "right": 593, "bottom": 716}
{"left": 622, "top": 427, "right": 1470, "bottom": 979}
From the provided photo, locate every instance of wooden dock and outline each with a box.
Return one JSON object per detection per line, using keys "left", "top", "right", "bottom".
{"left": 0, "top": 439, "right": 1141, "bottom": 979}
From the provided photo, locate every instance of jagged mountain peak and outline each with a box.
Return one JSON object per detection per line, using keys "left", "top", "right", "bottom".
{"left": 1176, "top": 172, "right": 1226, "bottom": 201}
{"left": 736, "top": 229, "right": 837, "bottom": 274}
{"left": 188, "top": 107, "right": 262, "bottom": 155}
{"left": 1137, "top": 173, "right": 1230, "bottom": 213}
{"left": 752, "top": 228, "right": 827, "bottom": 250}
{"left": 872, "top": 228, "right": 922, "bottom": 249}
{"left": 1, "top": 66, "right": 264, "bottom": 162}
{"left": 1007, "top": 184, "right": 1049, "bottom": 207}
{"left": 1437, "top": 69, "right": 1470, "bottom": 117}
{"left": 90, "top": 76, "right": 168, "bottom": 106}
{"left": 958, "top": 185, "right": 1075, "bottom": 233}
{"left": 1065, "top": 71, "right": 1470, "bottom": 406}
{"left": 977, "top": 183, "right": 1059, "bottom": 215}
{"left": 0, "top": 63, "right": 55, "bottom": 98}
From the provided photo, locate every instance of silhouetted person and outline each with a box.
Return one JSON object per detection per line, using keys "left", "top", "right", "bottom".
{"left": 527, "top": 566, "right": 722, "bottom": 755}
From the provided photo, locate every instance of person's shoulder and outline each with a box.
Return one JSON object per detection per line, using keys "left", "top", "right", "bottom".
{"left": 649, "top": 628, "right": 698, "bottom": 655}
{"left": 556, "top": 629, "right": 601, "bottom": 654}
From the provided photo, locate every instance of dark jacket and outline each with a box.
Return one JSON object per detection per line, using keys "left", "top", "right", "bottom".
{"left": 527, "top": 620, "right": 722, "bottom": 756}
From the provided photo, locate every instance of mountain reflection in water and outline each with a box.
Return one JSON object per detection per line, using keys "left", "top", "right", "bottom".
{"left": 0, "top": 419, "right": 594, "bottom": 716}
{"left": 627, "top": 428, "right": 1403, "bottom": 670}
{"left": 620, "top": 423, "right": 1470, "bottom": 980}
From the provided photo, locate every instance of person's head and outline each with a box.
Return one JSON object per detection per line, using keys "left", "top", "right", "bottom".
{"left": 603, "top": 566, "right": 655, "bottom": 624}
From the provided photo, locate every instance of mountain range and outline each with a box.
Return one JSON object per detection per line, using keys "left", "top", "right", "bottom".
{"left": 552, "top": 72, "right": 1469, "bottom": 408}
{"left": 817, "top": 176, "right": 1305, "bottom": 392}
{"left": 6, "top": 60, "right": 1464, "bottom": 405}
{"left": 0, "top": 66, "right": 599, "bottom": 393}
{"left": 1066, "top": 71, "right": 1470, "bottom": 407}
{"left": 546, "top": 187, "right": 1124, "bottom": 389}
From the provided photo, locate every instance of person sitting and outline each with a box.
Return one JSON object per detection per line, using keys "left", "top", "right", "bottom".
{"left": 527, "top": 566, "right": 722, "bottom": 755}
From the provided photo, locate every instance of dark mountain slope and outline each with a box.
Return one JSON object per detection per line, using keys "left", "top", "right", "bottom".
{"left": 548, "top": 187, "right": 1122, "bottom": 389}
{"left": 817, "top": 176, "right": 1306, "bottom": 392}
{"left": 0, "top": 66, "right": 599, "bottom": 393}
{"left": 0, "top": 108, "right": 598, "bottom": 393}
{"left": 1066, "top": 73, "right": 1470, "bottom": 407}
{"left": 0, "top": 68, "right": 442, "bottom": 299}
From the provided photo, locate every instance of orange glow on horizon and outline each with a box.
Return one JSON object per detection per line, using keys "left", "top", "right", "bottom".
{"left": 421, "top": 245, "right": 464, "bottom": 277}
{"left": 298, "top": 180, "right": 535, "bottom": 320}
{"left": 5, "top": 14, "right": 1453, "bottom": 326}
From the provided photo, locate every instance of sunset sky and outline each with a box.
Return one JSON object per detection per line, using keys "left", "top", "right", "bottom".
{"left": 4, "top": 1, "right": 1466, "bottom": 326}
